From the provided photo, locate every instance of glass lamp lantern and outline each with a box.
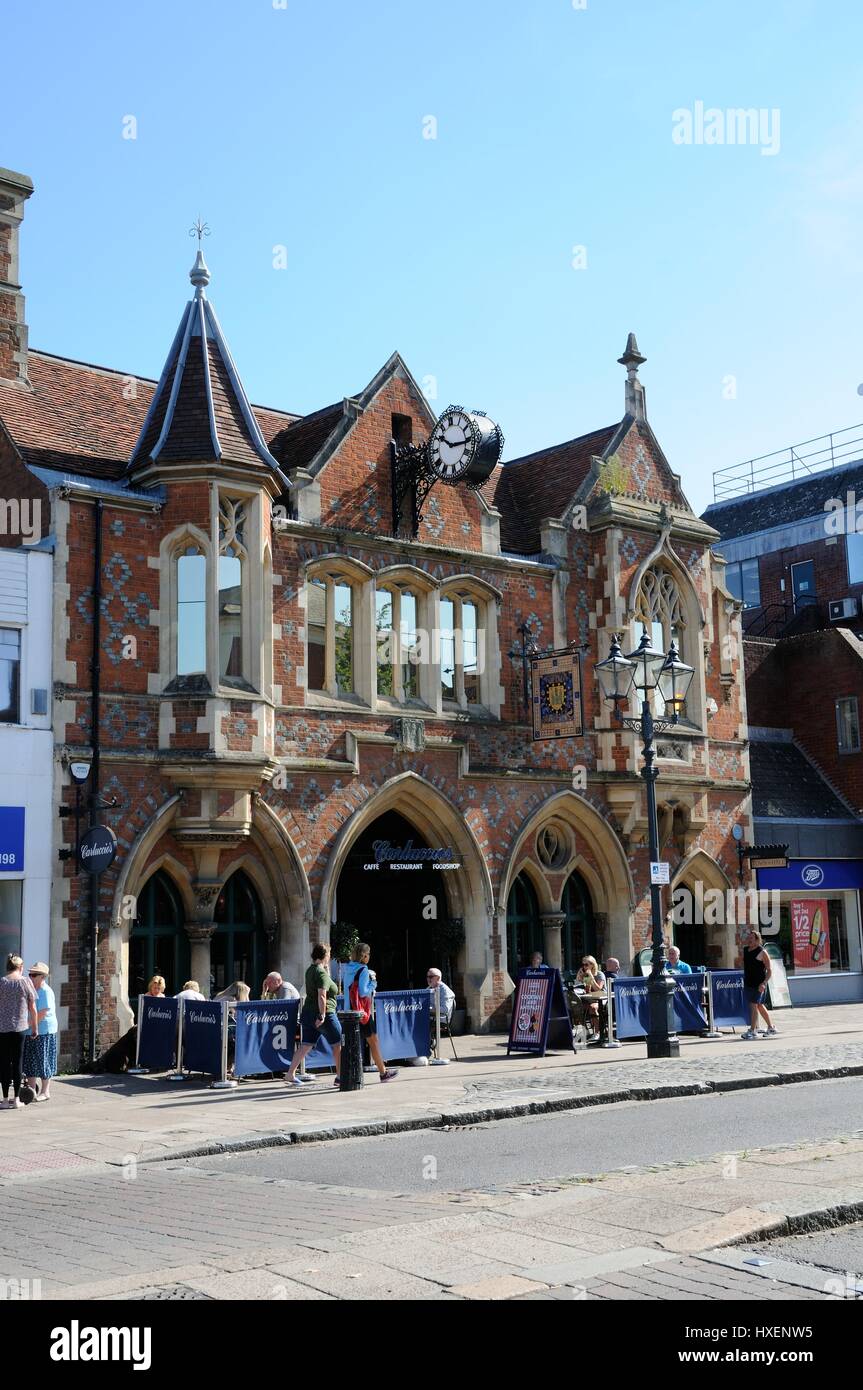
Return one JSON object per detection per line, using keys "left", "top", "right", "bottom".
{"left": 626, "top": 625, "right": 667, "bottom": 694}
{"left": 595, "top": 633, "right": 636, "bottom": 706}
{"left": 657, "top": 640, "right": 695, "bottom": 721}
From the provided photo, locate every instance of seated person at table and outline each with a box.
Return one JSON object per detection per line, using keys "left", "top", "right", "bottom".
{"left": 603, "top": 957, "right": 620, "bottom": 979}
{"left": 667, "top": 946, "right": 692, "bottom": 975}
{"left": 261, "top": 972, "right": 299, "bottom": 1001}
{"left": 573, "top": 956, "right": 606, "bottom": 1036}
{"left": 426, "top": 968, "right": 455, "bottom": 1023}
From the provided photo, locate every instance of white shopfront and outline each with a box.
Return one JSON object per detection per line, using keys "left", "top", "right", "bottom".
{"left": 755, "top": 858, "right": 863, "bottom": 1005}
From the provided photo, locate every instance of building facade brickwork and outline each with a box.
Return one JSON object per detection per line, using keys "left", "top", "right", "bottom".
{"left": 0, "top": 170, "right": 753, "bottom": 1064}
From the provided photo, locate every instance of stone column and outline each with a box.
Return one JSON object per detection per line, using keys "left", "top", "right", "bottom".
{"left": 541, "top": 912, "right": 566, "bottom": 970}
{"left": 185, "top": 924, "right": 216, "bottom": 993}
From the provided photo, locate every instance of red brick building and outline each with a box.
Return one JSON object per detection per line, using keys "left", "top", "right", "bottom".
{"left": 0, "top": 168, "right": 751, "bottom": 1064}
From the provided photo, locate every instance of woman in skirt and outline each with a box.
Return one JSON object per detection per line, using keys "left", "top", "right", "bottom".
{"left": 23, "top": 962, "right": 58, "bottom": 1101}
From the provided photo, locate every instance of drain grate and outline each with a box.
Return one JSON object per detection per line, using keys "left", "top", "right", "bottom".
{"left": 123, "top": 1285, "right": 213, "bottom": 1300}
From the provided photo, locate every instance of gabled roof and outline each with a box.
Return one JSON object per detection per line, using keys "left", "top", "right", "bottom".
{"left": 491, "top": 424, "right": 619, "bottom": 553}
{"left": 270, "top": 402, "right": 345, "bottom": 473}
{"left": 703, "top": 456, "right": 863, "bottom": 541}
{"left": 128, "top": 252, "right": 284, "bottom": 475}
{"left": 0, "top": 351, "right": 297, "bottom": 482}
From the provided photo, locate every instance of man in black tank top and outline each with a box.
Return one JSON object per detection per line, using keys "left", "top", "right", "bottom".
{"left": 742, "top": 929, "right": 777, "bottom": 1039}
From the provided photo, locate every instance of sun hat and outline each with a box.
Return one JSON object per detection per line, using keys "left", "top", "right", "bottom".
{"left": 28, "top": 962, "right": 50, "bottom": 976}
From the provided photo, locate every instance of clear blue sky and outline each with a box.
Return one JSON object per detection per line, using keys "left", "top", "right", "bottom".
{"left": 5, "top": 0, "right": 863, "bottom": 513}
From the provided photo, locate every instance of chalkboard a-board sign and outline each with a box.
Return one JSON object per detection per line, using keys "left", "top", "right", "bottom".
{"left": 507, "top": 967, "right": 575, "bottom": 1056}
{"left": 764, "top": 942, "right": 793, "bottom": 1009}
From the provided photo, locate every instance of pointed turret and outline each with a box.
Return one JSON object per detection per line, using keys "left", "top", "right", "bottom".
{"left": 128, "top": 244, "right": 286, "bottom": 487}
{"left": 617, "top": 332, "right": 647, "bottom": 422}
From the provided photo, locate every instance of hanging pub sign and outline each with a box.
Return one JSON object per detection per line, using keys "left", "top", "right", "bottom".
{"left": 78, "top": 825, "right": 117, "bottom": 876}
{"left": 531, "top": 649, "right": 583, "bottom": 741}
{"left": 507, "top": 967, "right": 575, "bottom": 1056}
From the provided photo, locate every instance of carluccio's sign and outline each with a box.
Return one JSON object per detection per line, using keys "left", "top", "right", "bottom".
{"left": 78, "top": 825, "right": 118, "bottom": 876}
{"left": 364, "top": 840, "right": 460, "bottom": 872}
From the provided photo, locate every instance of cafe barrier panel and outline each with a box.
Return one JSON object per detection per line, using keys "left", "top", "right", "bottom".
{"left": 129, "top": 971, "right": 751, "bottom": 1083}
{"left": 376, "top": 989, "right": 431, "bottom": 1061}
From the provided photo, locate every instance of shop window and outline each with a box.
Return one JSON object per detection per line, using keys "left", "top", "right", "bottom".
{"left": 725, "top": 558, "right": 761, "bottom": 608}
{"left": 836, "top": 697, "right": 860, "bottom": 754}
{"left": 0, "top": 880, "right": 23, "bottom": 963}
{"left": 776, "top": 897, "right": 861, "bottom": 975}
{"left": 0, "top": 629, "right": 21, "bottom": 724}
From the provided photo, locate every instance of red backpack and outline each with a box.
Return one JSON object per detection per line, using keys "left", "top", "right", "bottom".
{"left": 348, "top": 967, "right": 372, "bottom": 1025}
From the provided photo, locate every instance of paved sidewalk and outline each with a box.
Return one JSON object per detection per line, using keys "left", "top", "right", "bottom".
{"left": 1, "top": 1003, "right": 861, "bottom": 1178}
{"left": 3, "top": 1131, "right": 860, "bottom": 1301}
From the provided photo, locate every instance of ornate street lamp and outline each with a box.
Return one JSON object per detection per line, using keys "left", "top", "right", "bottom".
{"left": 595, "top": 628, "right": 695, "bottom": 1059}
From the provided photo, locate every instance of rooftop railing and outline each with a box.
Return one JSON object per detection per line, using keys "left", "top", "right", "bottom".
{"left": 712, "top": 424, "right": 863, "bottom": 504}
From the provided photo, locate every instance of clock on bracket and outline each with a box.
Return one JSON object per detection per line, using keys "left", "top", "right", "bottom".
{"left": 427, "top": 406, "right": 504, "bottom": 488}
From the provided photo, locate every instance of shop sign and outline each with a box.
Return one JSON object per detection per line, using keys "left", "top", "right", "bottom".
{"left": 78, "top": 825, "right": 117, "bottom": 876}
{"left": 0, "top": 807, "right": 25, "bottom": 871}
{"left": 364, "top": 839, "right": 461, "bottom": 871}
{"left": 756, "top": 859, "right": 863, "bottom": 891}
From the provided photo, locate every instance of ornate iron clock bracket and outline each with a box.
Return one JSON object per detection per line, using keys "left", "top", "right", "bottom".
{"left": 390, "top": 440, "right": 438, "bottom": 536}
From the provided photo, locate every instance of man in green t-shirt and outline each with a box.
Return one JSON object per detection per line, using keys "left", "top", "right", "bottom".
{"left": 286, "top": 943, "right": 342, "bottom": 1087}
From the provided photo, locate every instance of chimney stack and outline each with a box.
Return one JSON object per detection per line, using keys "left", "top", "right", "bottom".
{"left": 0, "top": 167, "right": 34, "bottom": 386}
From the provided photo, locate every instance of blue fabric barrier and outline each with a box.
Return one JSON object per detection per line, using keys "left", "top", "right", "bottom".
{"left": 181, "top": 1000, "right": 225, "bottom": 1075}
{"left": 137, "top": 996, "right": 179, "bottom": 1072}
{"left": 234, "top": 999, "right": 300, "bottom": 1077}
{"left": 709, "top": 970, "right": 749, "bottom": 1027}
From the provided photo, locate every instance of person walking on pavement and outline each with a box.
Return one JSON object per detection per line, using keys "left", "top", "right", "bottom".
{"left": 286, "top": 943, "right": 342, "bottom": 1088}
{"left": 341, "top": 944, "right": 397, "bottom": 1083}
{"left": 742, "top": 928, "right": 778, "bottom": 1039}
{"left": 0, "top": 954, "right": 38, "bottom": 1109}
{"left": 23, "top": 963, "right": 58, "bottom": 1101}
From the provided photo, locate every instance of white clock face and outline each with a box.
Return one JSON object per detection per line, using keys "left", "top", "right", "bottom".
{"left": 429, "top": 410, "right": 475, "bottom": 480}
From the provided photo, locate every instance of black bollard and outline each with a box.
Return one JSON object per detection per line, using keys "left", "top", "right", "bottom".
{"left": 337, "top": 1009, "right": 364, "bottom": 1092}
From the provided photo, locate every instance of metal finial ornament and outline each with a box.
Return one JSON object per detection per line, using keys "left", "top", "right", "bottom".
{"left": 188, "top": 218, "right": 211, "bottom": 294}
{"left": 189, "top": 217, "right": 211, "bottom": 246}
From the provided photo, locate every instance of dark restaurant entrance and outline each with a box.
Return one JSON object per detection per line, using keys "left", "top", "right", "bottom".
{"left": 334, "top": 811, "right": 445, "bottom": 989}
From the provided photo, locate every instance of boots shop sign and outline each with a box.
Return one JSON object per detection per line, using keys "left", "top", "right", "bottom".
{"left": 78, "top": 825, "right": 117, "bottom": 876}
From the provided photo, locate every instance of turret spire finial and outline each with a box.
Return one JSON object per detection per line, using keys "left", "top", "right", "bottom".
{"left": 617, "top": 332, "right": 647, "bottom": 421}
{"left": 188, "top": 218, "right": 211, "bottom": 295}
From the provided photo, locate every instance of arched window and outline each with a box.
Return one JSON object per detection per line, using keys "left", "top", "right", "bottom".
{"left": 634, "top": 566, "right": 688, "bottom": 717}
{"left": 506, "top": 874, "right": 542, "bottom": 974}
{"left": 129, "top": 871, "right": 190, "bottom": 1003}
{"left": 440, "top": 584, "right": 490, "bottom": 709}
{"left": 308, "top": 576, "right": 356, "bottom": 697}
{"left": 376, "top": 585, "right": 420, "bottom": 701}
{"left": 218, "top": 498, "right": 247, "bottom": 686}
{"left": 176, "top": 547, "right": 207, "bottom": 677}
{"left": 561, "top": 871, "right": 596, "bottom": 973}
{"left": 212, "top": 871, "right": 268, "bottom": 997}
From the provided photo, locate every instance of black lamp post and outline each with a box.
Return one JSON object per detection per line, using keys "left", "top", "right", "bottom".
{"left": 595, "top": 627, "right": 695, "bottom": 1060}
